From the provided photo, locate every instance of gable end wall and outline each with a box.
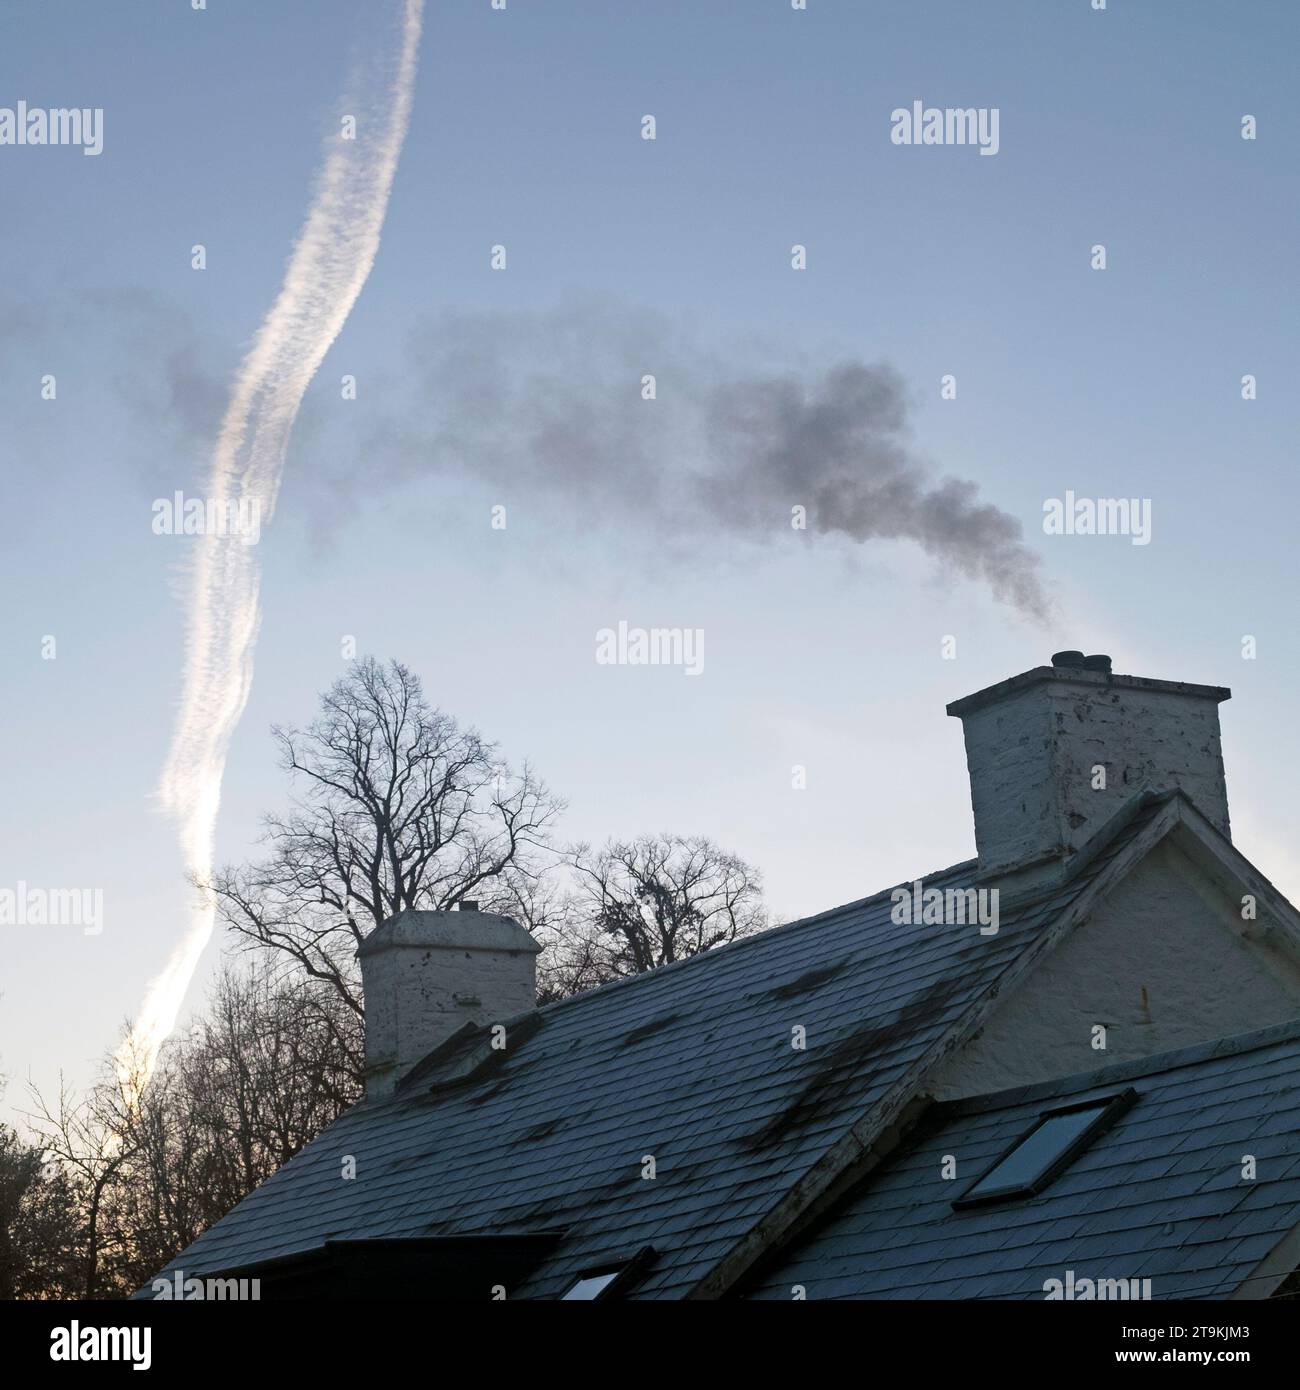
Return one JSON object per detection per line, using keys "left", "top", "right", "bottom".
{"left": 929, "top": 838, "right": 1300, "bottom": 1101}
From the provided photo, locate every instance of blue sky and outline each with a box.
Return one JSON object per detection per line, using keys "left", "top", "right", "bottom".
{"left": 2, "top": 0, "right": 1298, "bottom": 1113}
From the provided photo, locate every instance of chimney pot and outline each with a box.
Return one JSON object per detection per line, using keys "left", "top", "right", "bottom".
{"left": 460, "top": 899, "right": 479, "bottom": 912}
{"left": 1082, "top": 653, "right": 1112, "bottom": 673}
{"left": 1051, "top": 650, "right": 1086, "bottom": 668}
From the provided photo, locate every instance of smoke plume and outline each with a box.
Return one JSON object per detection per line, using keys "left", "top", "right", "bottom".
{"left": 366, "top": 304, "right": 1050, "bottom": 619}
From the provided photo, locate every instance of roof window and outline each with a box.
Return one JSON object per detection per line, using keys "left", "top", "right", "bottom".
{"left": 953, "top": 1088, "right": 1137, "bottom": 1209}
{"left": 561, "top": 1269, "right": 623, "bottom": 1300}
{"left": 559, "top": 1246, "right": 656, "bottom": 1299}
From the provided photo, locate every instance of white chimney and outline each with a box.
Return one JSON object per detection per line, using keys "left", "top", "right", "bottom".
{"left": 358, "top": 906, "right": 542, "bottom": 1098}
{"left": 947, "top": 652, "right": 1231, "bottom": 884}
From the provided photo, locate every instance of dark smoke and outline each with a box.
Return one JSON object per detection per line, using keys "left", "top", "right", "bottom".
{"left": 4, "top": 292, "right": 1049, "bottom": 618}
{"left": 368, "top": 302, "right": 1051, "bottom": 620}
{"left": 702, "top": 362, "right": 1050, "bottom": 619}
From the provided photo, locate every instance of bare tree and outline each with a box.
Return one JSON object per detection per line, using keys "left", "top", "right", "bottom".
{"left": 537, "top": 834, "right": 768, "bottom": 998}
{"left": 22, "top": 958, "right": 363, "bottom": 1298}
{"left": 100, "top": 960, "right": 363, "bottom": 1292}
{"left": 210, "top": 657, "right": 564, "bottom": 1014}
{"left": 0, "top": 1099, "right": 81, "bottom": 1299}
{"left": 24, "top": 1070, "right": 139, "bottom": 1298}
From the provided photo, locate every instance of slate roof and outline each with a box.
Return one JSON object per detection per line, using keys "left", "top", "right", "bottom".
{"left": 143, "top": 798, "right": 1165, "bottom": 1300}
{"left": 743, "top": 1022, "right": 1300, "bottom": 1300}
{"left": 142, "top": 845, "right": 1145, "bottom": 1301}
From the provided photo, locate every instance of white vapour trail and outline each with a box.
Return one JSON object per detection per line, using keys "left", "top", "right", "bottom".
{"left": 124, "top": 1, "right": 424, "bottom": 1082}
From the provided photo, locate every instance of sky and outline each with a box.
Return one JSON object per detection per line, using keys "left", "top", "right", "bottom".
{"left": 2, "top": 0, "right": 1299, "bottom": 1118}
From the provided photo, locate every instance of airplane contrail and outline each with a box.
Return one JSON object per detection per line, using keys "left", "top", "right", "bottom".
{"left": 123, "top": 0, "right": 424, "bottom": 1083}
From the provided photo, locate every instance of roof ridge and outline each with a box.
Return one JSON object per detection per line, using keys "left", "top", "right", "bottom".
{"left": 526, "top": 857, "right": 979, "bottom": 1021}
{"left": 366, "top": 858, "right": 982, "bottom": 1103}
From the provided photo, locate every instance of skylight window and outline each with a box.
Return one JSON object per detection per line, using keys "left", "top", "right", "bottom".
{"left": 953, "top": 1088, "right": 1137, "bottom": 1210}
{"left": 562, "top": 1269, "right": 622, "bottom": 1300}
{"left": 559, "top": 1247, "right": 656, "bottom": 1300}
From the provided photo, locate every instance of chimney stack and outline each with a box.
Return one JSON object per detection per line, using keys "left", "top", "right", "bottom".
{"left": 358, "top": 909, "right": 541, "bottom": 1098}
{"left": 947, "top": 654, "right": 1231, "bottom": 885}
